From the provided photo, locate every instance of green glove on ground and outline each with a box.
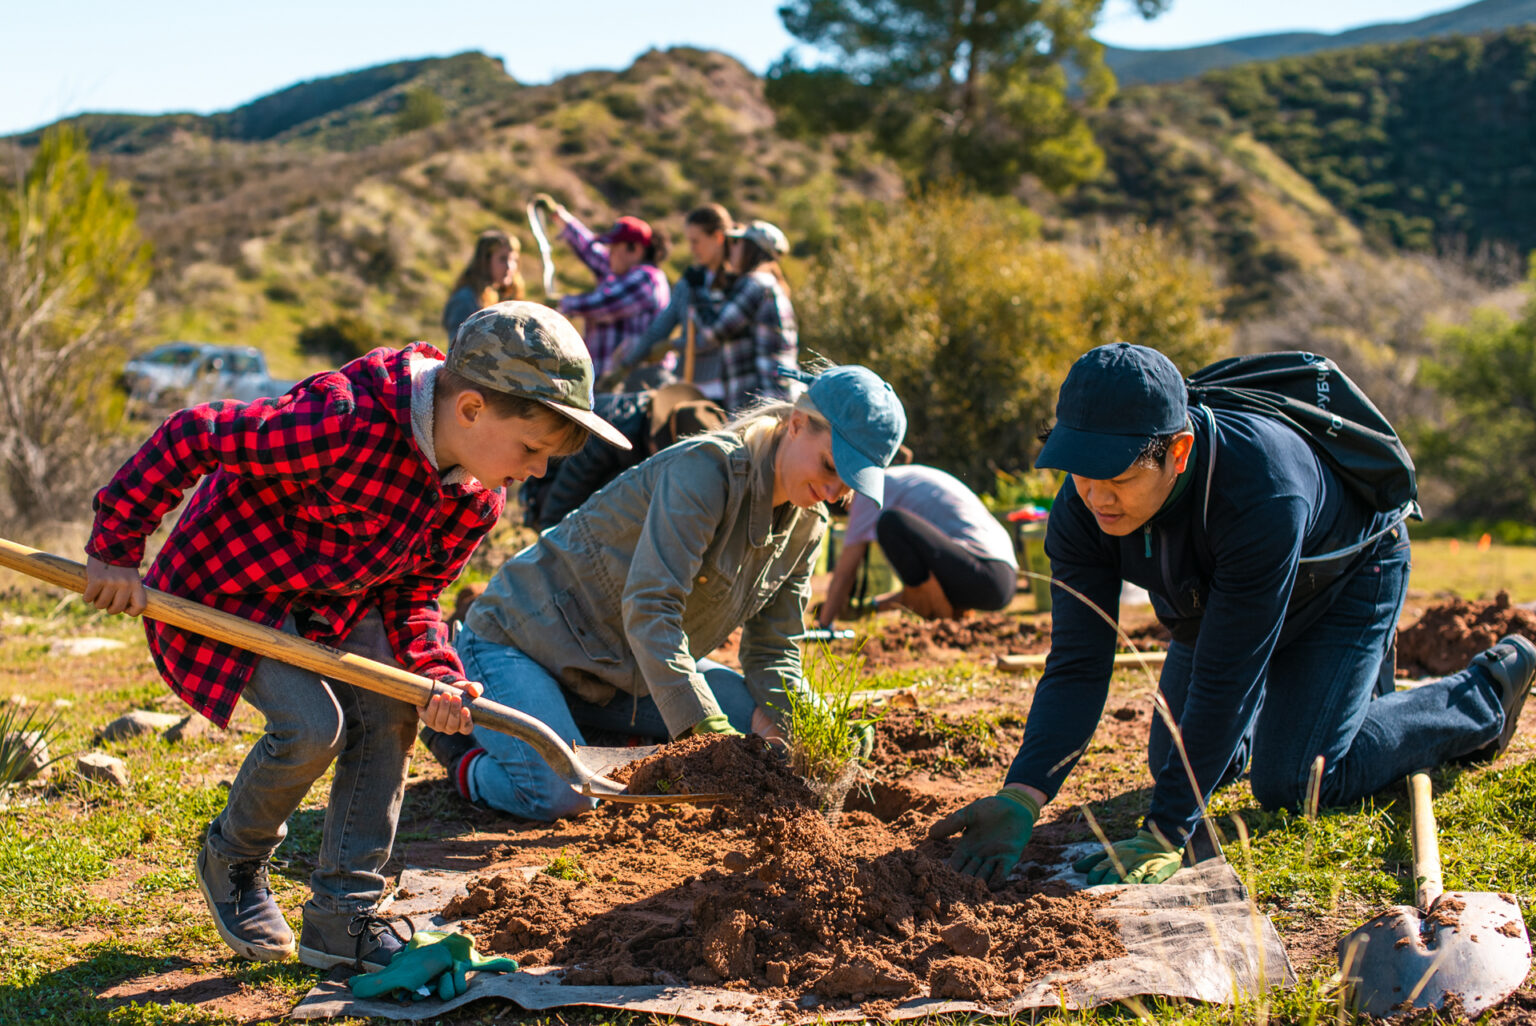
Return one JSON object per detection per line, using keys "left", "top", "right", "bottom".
{"left": 348, "top": 930, "right": 518, "bottom": 1002}
{"left": 928, "top": 787, "right": 1040, "bottom": 887}
{"left": 850, "top": 722, "right": 876, "bottom": 761}
{"left": 1074, "top": 828, "right": 1184, "bottom": 885}
{"left": 690, "top": 713, "right": 742, "bottom": 737}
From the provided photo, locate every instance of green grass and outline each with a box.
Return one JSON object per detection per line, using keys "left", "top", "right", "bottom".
{"left": 1408, "top": 536, "right": 1536, "bottom": 601}
{"left": 2, "top": 539, "right": 1535, "bottom": 1023}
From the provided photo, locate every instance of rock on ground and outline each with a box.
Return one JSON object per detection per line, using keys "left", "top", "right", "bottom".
{"left": 96, "top": 711, "right": 184, "bottom": 743}
{"left": 75, "top": 752, "right": 129, "bottom": 789}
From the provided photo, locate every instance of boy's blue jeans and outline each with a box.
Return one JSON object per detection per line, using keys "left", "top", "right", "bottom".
{"left": 456, "top": 625, "right": 758, "bottom": 821}
{"left": 1150, "top": 528, "right": 1503, "bottom": 818}
{"left": 206, "top": 611, "right": 418, "bottom": 915}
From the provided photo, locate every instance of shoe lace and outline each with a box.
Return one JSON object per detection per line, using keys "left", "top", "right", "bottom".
{"left": 226, "top": 859, "right": 270, "bottom": 903}
{"left": 347, "top": 908, "right": 414, "bottom": 970}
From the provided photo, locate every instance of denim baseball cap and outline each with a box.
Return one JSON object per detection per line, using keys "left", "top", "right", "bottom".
{"left": 805, "top": 365, "right": 907, "bottom": 506}
{"left": 1034, "top": 343, "right": 1187, "bottom": 479}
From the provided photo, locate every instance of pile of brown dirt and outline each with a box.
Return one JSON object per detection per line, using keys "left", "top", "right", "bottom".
{"left": 444, "top": 735, "right": 1125, "bottom": 1013}
{"left": 614, "top": 733, "right": 819, "bottom": 808}
{"left": 1397, "top": 591, "right": 1536, "bottom": 677}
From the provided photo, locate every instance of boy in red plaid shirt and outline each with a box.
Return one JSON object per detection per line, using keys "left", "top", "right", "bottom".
{"left": 83, "top": 302, "right": 630, "bottom": 971}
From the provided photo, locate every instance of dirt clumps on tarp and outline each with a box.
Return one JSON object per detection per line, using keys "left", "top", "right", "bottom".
{"left": 444, "top": 734, "right": 1124, "bottom": 1012}
{"left": 1397, "top": 591, "right": 1536, "bottom": 677}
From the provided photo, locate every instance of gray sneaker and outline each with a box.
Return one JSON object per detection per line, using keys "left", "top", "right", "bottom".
{"left": 195, "top": 843, "right": 294, "bottom": 961}
{"left": 297, "top": 903, "right": 411, "bottom": 973}
{"left": 1469, "top": 634, "right": 1536, "bottom": 762}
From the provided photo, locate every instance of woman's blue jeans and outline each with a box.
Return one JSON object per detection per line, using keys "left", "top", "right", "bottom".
{"left": 1150, "top": 528, "right": 1503, "bottom": 816}
{"left": 456, "top": 626, "right": 758, "bottom": 820}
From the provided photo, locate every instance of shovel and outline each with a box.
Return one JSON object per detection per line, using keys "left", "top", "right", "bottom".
{"left": 0, "top": 538, "right": 725, "bottom": 805}
{"left": 1338, "top": 769, "right": 1530, "bottom": 1018}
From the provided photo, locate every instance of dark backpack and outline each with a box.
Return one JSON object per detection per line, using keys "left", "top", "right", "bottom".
{"left": 1185, "top": 351, "right": 1418, "bottom": 514}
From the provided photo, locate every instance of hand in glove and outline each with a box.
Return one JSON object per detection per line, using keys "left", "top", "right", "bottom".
{"left": 682, "top": 265, "right": 709, "bottom": 290}
{"left": 928, "top": 787, "right": 1040, "bottom": 887}
{"left": 1074, "top": 828, "right": 1183, "bottom": 885}
{"left": 349, "top": 930, "right": 518, "bottom": 1002}
{"left": 689, "top": 713, "right": 743, "bottom": 737}
{"left": 531, "top": 193, "right": 563, "bottom": 219}
{"left": 850, "top": 721, "right": 876, "bottom": 761}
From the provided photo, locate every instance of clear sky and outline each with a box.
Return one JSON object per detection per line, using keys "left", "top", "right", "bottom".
{"left": 0, "top": 0, "right": 1476, "bottom": 137}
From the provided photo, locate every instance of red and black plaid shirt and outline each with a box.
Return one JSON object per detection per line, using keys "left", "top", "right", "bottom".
{"left": 88, "top": 344, "right": 504, "bottom": 727}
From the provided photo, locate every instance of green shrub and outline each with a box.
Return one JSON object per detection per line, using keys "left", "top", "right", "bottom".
{"left": 797, "top": 190, "right": 1229, "bottom": 488}
{"left": 297, "top": 313, "right": 383, "bottom": 364}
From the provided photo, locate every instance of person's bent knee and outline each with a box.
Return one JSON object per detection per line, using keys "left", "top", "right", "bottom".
{"left": 261, "top": 713, "right": 345, "bottom": 774}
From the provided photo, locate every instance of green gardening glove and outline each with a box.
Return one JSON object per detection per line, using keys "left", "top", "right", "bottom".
{"left": 349, "top": 930, "right": 518, "bottom": 1002}
{"left": 928, "top": 787, "right": 1040, "bottom": 887}
{"left": 1073, "top": 828, "right": 1184, "bottom": 885}
{"left": 850, "top": 721, "right": 876, "bottom": 761}
{"left": 689, "top": 713, "right": 743, "bottom": 737}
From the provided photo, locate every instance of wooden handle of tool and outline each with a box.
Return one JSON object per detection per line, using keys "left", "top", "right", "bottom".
{"left": 683, "top": 317, "right": 697, "bottom": 384}
{"left": 1409, "top": 770, "right": 1444, "bottom": 910}
{"left": 996, "top": 650, "right": 1168, "bottom": 673}
{"left": 0, "top": 537, "right": 587, "bottom": 776}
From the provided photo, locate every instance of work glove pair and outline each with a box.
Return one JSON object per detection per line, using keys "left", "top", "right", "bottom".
{"left": 931, "top": 789, "right": 1184, "bottom": 887}
{"left": 348, "top": 930, "right": 517, "bottom": 1003}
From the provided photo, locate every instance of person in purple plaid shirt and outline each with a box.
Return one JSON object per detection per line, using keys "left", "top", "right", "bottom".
{"left": 535, "top": 194, "right": 672, "bottom": 385}
{"left": 82, "top": 303, "right": 628, "bottom": 975}
{"left": 693, "top": 219, "right": 800, "bottom": 412}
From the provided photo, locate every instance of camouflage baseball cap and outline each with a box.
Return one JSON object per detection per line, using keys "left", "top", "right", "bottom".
{"left": 448, "top": 301, "right": 631, "bottom": 450}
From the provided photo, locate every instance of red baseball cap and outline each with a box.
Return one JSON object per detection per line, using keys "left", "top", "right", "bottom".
{"left": 598, "top": 215, "right": 653, "bottom": 248}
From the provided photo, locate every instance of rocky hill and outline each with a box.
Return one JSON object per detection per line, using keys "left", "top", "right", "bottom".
{"left": 1104, "top": 0, "right": 1536, "bottom": 85}
{"left": 1, "top": 48, "right": 901, "bottom": 379}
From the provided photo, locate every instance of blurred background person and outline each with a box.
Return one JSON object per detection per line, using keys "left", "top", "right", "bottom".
{"left": 441, "top": 229, "right": 525, "bottom": 343}
{"left": 601, "top": 203, "right": 734, "bottom": 399}
{"left": 818, "top": 463, "right": 1017, "bottom": 624}
{"left": 534, "top": 194, "right": 671, "bottom": 389}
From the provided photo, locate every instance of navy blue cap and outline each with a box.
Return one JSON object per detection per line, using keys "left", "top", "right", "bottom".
{"left": 1034, "top": 343, "right": 1188, "bottom": 479}
{"left": 799, "top": 365, "right": 907, "bottom": 506}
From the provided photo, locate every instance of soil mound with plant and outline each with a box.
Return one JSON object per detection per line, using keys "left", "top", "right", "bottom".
{"left": 1397, "top": 591, "right": 1536, "bottom": 676}
{"left": 444, "top": 734, "right": 1125, "bottom": 1014}
{"left": 614, "top": 733, "right": 819, "bottom": 807}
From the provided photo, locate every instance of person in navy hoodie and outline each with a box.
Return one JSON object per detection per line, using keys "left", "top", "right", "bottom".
{"left": 932, "top": 343, "right": 1536, "bottom": 887}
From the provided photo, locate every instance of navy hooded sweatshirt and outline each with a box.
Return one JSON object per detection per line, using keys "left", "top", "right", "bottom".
{"left": 1004, "top": 405, "right": 1397, "bottom": 843}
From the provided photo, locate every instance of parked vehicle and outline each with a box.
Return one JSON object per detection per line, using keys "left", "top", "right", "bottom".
{"left": 122, "top": 342, "right": 293, "bottom": 407}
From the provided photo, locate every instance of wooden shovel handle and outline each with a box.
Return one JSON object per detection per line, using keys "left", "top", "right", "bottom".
{"left": 683, "top": 317, "right": 697, "bottom": 384}
{"left": 0, "top": 537, "right": 589, "bottom": 779}
{"left": 1409, "top": 770, "right": 1444, "bottom": 910}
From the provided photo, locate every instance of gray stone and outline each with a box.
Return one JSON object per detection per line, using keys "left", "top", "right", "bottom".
{"left": 95, "top": 710, "right": 184, "bottom": 743}
{"left": 75, "top": 752, "right": 129, "bottom": 789}
{"left": 162, "top": 714, "right": 211, "bottom": 745}
{"left": 50, "top": 637, "right": 126, "bottom": 657}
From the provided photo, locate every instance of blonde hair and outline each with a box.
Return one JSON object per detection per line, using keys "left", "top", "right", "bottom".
{"left": 727, "top": 393, "right": 828, "bottom": 465}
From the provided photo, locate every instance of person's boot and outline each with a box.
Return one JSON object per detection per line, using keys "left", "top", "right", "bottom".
{"left": 195, "top": 842, "right": 295, "bottom": 961}
{"left": 1467, "top": 634, "right": 1536, "bottom": 762}
{"left": 297, "top": 903, "right": 412, "bottom": 972}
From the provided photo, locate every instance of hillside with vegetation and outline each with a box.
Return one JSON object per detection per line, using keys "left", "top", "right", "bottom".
{"left": 1104, "top": 0, "right": 1536, "bottom": 85}
{"left": 4, "top": 18, "right": 1536, "bottom": 520}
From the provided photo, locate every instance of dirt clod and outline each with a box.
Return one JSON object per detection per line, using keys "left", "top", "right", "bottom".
{"left": 1397, "top": 591, "right": 1536, "bottom": 677}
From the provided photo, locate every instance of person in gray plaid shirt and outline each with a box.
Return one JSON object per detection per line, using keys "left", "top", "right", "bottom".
{"left": 693, "top": 219, "right": 800, "bottom": 412}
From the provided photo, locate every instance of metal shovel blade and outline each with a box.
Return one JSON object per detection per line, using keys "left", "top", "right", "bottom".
{"left": 1339, "top": 891, "right": 1531, "bottom": 1018}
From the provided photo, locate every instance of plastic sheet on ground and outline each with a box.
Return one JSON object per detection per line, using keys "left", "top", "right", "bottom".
{"left": 291, "top": 852, "right": 1295, "bottom": 1022}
